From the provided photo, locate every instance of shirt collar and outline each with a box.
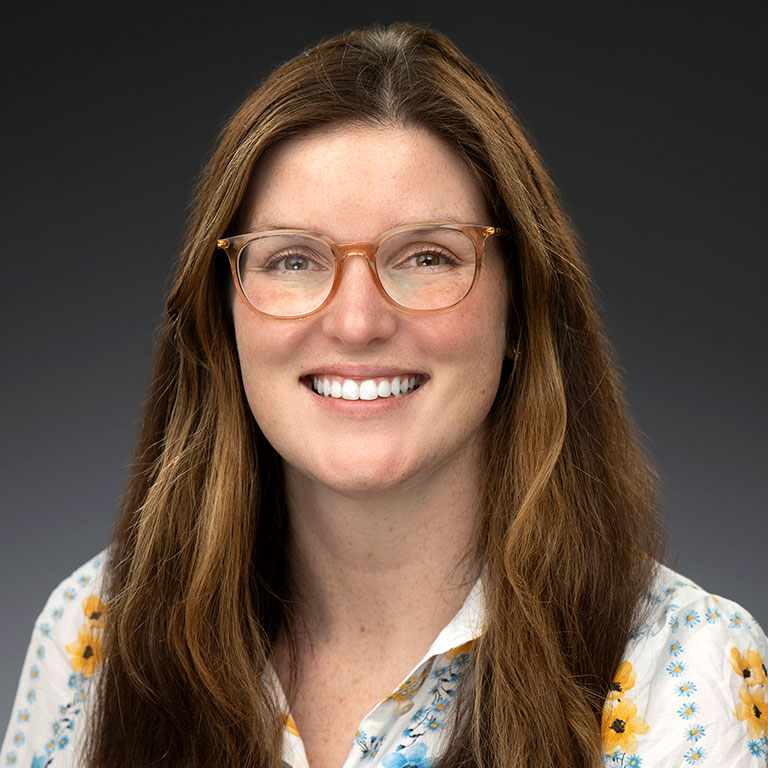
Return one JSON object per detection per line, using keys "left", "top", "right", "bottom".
{"left": 414, "top": 572, "right": 485, "bottom": 666}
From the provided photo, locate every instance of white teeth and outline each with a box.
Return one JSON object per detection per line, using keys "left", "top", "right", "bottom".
{"left": 341, "top": 379, "right": 360, "bottom": 400}
{"left": 311, "top": 374, "right": 421, "bottom": 400}
{"left": 359, "top": 379, "right": 378, "bottom": 400}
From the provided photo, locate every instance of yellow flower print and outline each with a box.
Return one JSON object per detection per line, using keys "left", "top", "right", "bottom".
{"left": 607, "top": 660, "right": 637, "bottom": 701}
{"left": 82, "top": 595, "right": 106, "bottom": 628}
{"left": 444, "top": 639, "right": 477, "bottom": 660}
{"left": 734, "top": 683, "right": 768, "bottom": 739}
{"left": 64, "top": 624, "right": 104, "bottom": 678}
{"left": 730, "top": 647, "right": 767, "bottom": 687}
{"left": 602, "top": 697, "right": 650, "bottom": 754}
{"left": 283, "top": 714, "right": 299, "bottom": 736}
{"left": 382, "top": 660, "right": 433, "bottom": 704}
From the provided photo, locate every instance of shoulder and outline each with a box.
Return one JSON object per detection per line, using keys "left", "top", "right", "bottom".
{"left": 1, "top": 551, "right": 108, "bottom": 768}
{"left": 602, "top": 564, "right": 768, "bottom": 766}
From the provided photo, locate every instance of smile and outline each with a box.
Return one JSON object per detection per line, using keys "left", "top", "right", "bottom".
{"left": 309, "top": 374, "right": 423, "bottom": 400}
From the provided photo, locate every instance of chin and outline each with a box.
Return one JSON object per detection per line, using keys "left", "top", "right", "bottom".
{"left": 304, "top": 453, "right": 421, "bottom": 499}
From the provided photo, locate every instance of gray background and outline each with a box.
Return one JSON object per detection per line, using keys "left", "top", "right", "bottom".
{"left": 2, "top": 1, "right": 765, "bottom": 725}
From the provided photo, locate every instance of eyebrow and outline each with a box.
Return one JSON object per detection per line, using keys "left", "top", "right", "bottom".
{"left": 243, "top": 216, "right": 476, "bottom": 235}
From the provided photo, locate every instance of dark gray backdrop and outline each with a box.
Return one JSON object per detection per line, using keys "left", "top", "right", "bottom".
{"left": 2, "top": 1, "right": 766, "bottom": 726}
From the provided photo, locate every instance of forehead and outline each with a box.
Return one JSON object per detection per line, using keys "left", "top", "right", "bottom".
{"left": 239, "top": 123, "right": 490, "bottom": 241}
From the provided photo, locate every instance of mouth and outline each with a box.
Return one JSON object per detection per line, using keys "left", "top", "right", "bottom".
{"left": 305, "top": 373, "right": 424, "bottom": 400}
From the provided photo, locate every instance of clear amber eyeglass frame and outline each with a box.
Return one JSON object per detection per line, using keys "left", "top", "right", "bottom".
{"left": 217, "top": 222, "right": 504, "bottom": 319}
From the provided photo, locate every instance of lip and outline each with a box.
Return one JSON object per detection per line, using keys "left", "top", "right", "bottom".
{"left": 299, "top": 365, "right": 428, "bottom": 380}
{"left": 299, "top": 371, "right": 427, "bottom": 415}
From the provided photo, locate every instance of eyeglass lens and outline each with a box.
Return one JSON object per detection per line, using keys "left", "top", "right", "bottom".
{"left": 237, "top": 226, "right": 478, "bottom": 316}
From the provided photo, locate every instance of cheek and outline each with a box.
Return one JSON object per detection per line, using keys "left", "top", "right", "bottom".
{"left": 421, "top": 284, "right": 509, "bottom": 412}
{"left": 231, "top": 308, "right": 293, "bottom": 421}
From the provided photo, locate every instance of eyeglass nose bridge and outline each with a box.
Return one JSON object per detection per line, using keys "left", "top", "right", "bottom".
{"left": 326, "top": 241, "right": 397, "bottom": 309}
{"left": 332, "top": 242, "right": 383, "bottom": 279}
{"left": 335, "top": 242, "right": 377, "bottom": 265}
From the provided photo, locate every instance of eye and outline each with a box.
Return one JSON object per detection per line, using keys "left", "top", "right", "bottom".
{"left": 281, "top": 255, "right": 310, "bottom": 271}
{"left": 261, "top": 249, "right": 328, "bottom": 272}
{"left": 414, "top": 251, "right": 447, "bottom": 268}
{"left": 392, "top": 245, "right": 458, "bottom": 270}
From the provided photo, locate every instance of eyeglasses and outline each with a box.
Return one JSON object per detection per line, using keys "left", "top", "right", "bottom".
{"left": 217, "top": 223, "right": 502, "bottom": 319}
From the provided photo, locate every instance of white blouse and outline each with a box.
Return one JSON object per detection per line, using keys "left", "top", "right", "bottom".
{"left": 2, "top": 552, "right": 767, "bottom": 767}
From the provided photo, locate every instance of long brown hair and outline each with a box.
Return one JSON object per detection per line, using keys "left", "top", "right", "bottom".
{"left": 84, "top": 23, "right": 664, "bottom": 768}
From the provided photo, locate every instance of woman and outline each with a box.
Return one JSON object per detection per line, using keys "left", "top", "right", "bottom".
{"left": 3, "top": 23, "right": 766, "bottom": 768}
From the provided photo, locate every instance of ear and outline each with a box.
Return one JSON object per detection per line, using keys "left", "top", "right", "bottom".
{"left": 505, "top": 318, "right": 521, "bottom": 361}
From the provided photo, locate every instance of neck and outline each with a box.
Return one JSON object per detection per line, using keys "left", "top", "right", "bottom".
{"left": 282, "top": 445, "right": 484, "bottom": 650}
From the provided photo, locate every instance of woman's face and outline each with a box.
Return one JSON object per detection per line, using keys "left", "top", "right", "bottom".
{"left": 232, "top": 124, "right": 510, "bottom": 499}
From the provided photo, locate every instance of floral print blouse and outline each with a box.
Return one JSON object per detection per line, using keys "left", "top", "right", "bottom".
{"left": 3, "top": 552, "right": 767, "bottom": 767}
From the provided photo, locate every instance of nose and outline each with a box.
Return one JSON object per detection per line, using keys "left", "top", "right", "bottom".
{"left": 319, "top": 252, "right": 398, "bottom": 349}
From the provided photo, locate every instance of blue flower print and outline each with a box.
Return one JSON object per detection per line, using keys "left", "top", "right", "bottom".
{"left": 669, "top": 615, "right": 680, "bottom": 632}
{"left": 705, "top": 609, "right": 720, "bottom": 624}
{"left": 626, "top": 756, "right": 642, "bottom": 767}
{"left": 682, "top": 610, "right": 700, "bottom": 628}
{"left": 40, "top": 623, "right": 52, "bottom": 638}
{"left": 430, "top": 697, "right": 449, "bottom": 715}
{"left": 51, "top": 607, "right": 63, "bottom": 620}
{"left": 26, "top": 689, "right": 36, "bottom": 704}
{"left": 685, "top": 724, "right": 705, "bottom": 742}
{"left": 5, "top": 753, "right": 18, "bottom": 765}
{"left": 410, "top": 707, "right": 426, "bottom": 722}
{"left": 677, "top": 701, "right": 698, "bottom": 719}
{"left": 662, "top": 603, "right": 678, "bottom": 617}
{"left": 676, "top": 681, "right": 697, "bottom": 697}
{"left": 665, "top": 660, "right": 687, "bottom": 677}
{"left": 729, "top": 613, "right": 743, "bottom": 629}
{"left": 425, "top": 716, "right": 441, "bottom": 732}
{"left": 63, "top": 588, "right": 77, "bottom": 601}
{"left": 683, "top": 746, "right": 705, "bottom": 764}
{"left": 431, "top": 666, "right": 447, "bottom": 679}
{"left": 669, "top": 641, "right": 684, "bottom": 656}
{"left": 747, "top": 740, "right": 763, "bottom": 757}
{"left": 35, "top": 646, "right": 45, "bottom": 660}
{"left": 44, "top": 738, "right": 56, "bottom": 753}
{"left": 30, "top": 665, "right": 40, "bottom": 680}
{"left": 383, "top": 741, "right": 431, "bottom": 768}
{"left": 11, "top": 732, "right": 24, "bottom": 747}
{"left": 604, "top": 749, "right": 623, "bottom": 764}
{"left": 58, "top": 735, "right": 70, "bottom": 749}
{"left": 17, "top": 709, "right": 30, "bottom": 723}
{"left": 78, "top": 574, "right": 91, "bottom": 586}
{"left": 52, "top": 722, "right": 61, "bottom": 736}
{"left": 67, "top": 674, "right": 79, "bottom": 689}
{"left": 354, "top": 729, "right": 383, "bottom": 761}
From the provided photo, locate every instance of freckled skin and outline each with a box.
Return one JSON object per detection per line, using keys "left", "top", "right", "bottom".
{"left": 233, "top": 124, "right": 510, "bottom": 500}
{"left": 234, "top": 126, "right": 511, "bottom": 768}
